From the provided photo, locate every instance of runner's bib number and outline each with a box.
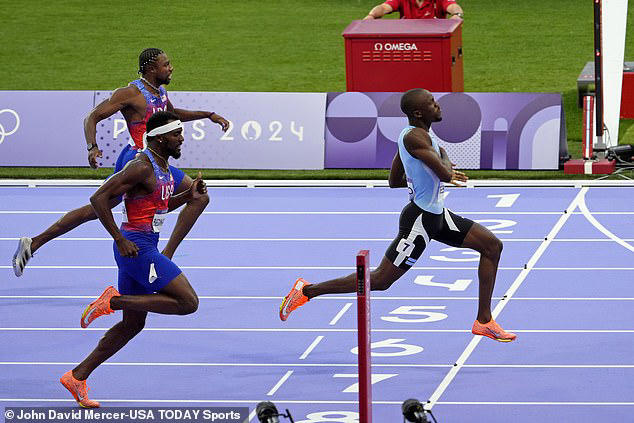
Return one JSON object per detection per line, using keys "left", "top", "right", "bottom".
{"left": 152, "top": 210, "right": 168, "bottom": 233}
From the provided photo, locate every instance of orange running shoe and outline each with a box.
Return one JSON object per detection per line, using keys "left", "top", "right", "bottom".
{"left": 60, "top": 370, "right": 100, "bottom": 408}
{"left": 472, "top": 319, "right": 517, "bottom": 342}
{"left": 80, "top": 286, "right": 120, "bottom": 328}
{"left": 279, "top": 278, "right": 311, "bottom": 321}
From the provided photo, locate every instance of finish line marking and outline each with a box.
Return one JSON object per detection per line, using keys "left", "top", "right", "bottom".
{"left": 426, "top": 187, "right": 589, "bottom": 410}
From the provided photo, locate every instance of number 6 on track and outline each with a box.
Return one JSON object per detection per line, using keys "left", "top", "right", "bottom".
{"left": 351, "top": 338, "right": 424, "bottom": 357}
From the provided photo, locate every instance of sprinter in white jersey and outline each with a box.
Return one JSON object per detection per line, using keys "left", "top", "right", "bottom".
{"left": 280, "top": 88, "right": 516, "bottom": 342}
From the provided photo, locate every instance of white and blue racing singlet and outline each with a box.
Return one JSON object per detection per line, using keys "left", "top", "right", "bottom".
{"left": 397, "top": 125, "right": 444, "bottom": 214}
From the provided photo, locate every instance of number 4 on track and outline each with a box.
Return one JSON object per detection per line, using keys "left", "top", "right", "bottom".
{"left": 414, "top": 275, "right": 473, "bottom": 291}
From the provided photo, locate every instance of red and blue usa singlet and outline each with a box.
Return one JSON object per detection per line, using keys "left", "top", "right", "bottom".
{"left": 113, "top": 81, "right": 184, "bottom": 192}
{"left": 127, "top": 79, "right": 169, "bottom": 149}
{"left": 121, "top": 150, "right": 174, "bottom": 233}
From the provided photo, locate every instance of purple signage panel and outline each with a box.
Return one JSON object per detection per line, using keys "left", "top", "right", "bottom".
{"left": 0, "top": 91, "right": 94, "bottom": 166}
{"left": 324, "top": 92, "right": 567, "bottom": 169}
{"left": 94, "top": 91, "right": 327, "bottom": 170}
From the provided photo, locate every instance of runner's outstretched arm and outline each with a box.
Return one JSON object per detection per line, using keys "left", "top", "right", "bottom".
{"left": 167, "top": 100, "right": 230, "bottom": 131}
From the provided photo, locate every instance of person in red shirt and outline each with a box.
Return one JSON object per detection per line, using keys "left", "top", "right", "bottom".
{"left": 364, "top": 0, "right": 464, "bottom": 20}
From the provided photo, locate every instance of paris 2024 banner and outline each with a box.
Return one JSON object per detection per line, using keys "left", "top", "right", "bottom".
{"left": 92, "top": 91, "right": 327, "bottom": 170}
{"left": 0, "top": 91, "right": 564, "bottom": 170}
{"left": 324, "top": 92, "right": 567, "bottom": 170}
{"left": 0, "top": 91, "right": 327, "bottom": 170}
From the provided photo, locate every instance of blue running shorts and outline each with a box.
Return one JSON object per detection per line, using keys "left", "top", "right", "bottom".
{"left": 113, "top": 229, "right": 183, "bottom": 295}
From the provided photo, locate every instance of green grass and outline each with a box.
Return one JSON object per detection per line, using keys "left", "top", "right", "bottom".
{"left": 1, "top": 0, "right": 633, "bottom": 179}
{"left": 3, "top": 166, "right": 633, "bottom": 181}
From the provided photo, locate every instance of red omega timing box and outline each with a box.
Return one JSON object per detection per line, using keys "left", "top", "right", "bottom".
{"left": 342, "top": 19, "right": 464, "bottom": 92}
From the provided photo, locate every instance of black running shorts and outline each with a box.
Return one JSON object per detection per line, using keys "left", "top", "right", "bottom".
{"left": 385, "top": 201, "right": 475, "bottom": 270}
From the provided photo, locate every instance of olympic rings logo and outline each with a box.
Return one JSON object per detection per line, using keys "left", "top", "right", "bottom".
{"left": 0, "top": 109, "right": 20, "bottom": 145}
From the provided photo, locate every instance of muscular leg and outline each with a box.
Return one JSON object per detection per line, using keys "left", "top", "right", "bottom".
{"left": 31, "top": 198, "right": 120, "bottom": 253}
{"left": 460, "top": 223, "right": 503, "bottom": 324}
{"left": 110, "top": 273, "right": 199, "bottom": 315}
{"left": 303, "top": 256, "right": 408, "bottom": 299}
{"left": 72, "top": 309, "right": 147, "bottom": 380}
{"left": 33, "top": 144, "right": 135, "bottom": 254}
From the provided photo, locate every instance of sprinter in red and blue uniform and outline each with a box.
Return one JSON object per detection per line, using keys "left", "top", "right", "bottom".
{"left": 13, "top": 48, "right": 229, "bottom": 277}
{"left": 115, "top": 147, "right": 180, "bottom": 295}
{"left": 60, "top": 111, "right": 209, "bottom": 408}
{"left": 113, "top": 78, "right": 182, "bottom": 186}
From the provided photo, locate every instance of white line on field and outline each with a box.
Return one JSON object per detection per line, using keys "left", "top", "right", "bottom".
{"left": 298, "top": 336, "right": 325, "bottom": 360}
{"left": 329, "top": 303, "right": 353, "bottom": 325}
{"left": 266, "top": 370, "right": 293, "bottom": 396}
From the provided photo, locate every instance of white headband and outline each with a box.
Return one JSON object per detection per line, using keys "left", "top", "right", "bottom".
{"left": 143, "top": 120, "right": 183, "bottom": 144}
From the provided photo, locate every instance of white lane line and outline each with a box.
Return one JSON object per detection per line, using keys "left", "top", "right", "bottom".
{"left": 0, "top": 398, "right": 631, "bottom": 406}
{"left": 0, "top": 237, "right": 398, "bottom": 242}
{"left": 552, "top": 239, "right": 634, "bottom": 242}
{"left": 504, "top": 297, "right": 634, "bottom": 301}
{"left": 3, "top": 237, "right": 634, "bottom": 242}
{"left": 0, "top": 237, "right": 400, "bottom": 242}
{"left": 2, "top": 295, "right": 633, "bottom": 301}
{"left": 0, "top": 210, "right": 402, "bottom": 215}
{"left": 509, "top": 329, "right": 634, "bottom": 333}
{"left": 436, "top": 402, "right": 634, "bottom": 406}
{"left": 462, "top": 364, "right": 634, "bottom": 368}
{"left": 0, "top": 265, "right": 360, "bottom": 270}
{"left": 570, "top": 211, "right": 634, "bottom": 215}
{"left": 533, "top": 267, "right": 634, "bottom": 270}
{"left": 0, "top": 211, "right": 396, "bottom": 215}
{"left": 0, "top": 211, "right": 562, "bottom": 215}
{"left": 0, "top": 237, "right": 545, "bottom": 242}
{"left": 266, "top": 370, "right": 293, "bottom": 396}
{"left": 1, "top": 328, "right": 632, "bottom": 333}
{"left": 298, "top": 336, "right": 325, "bottom": 360}
{"left": 0, "top": 398, "right": 400, "bottom": 405}
{"left": 0, "top": 211, "right": 85, "bottom": 214}
{"left": 426, "top": 187, "right": 588, "bottom": 411}
{"left": 0, "top": 361, "right": 445, "bottom": 367}
{"left": 2, "top": 210, "right": 633, "bottom": 215}
{"left": 578, "top": 189, "right": 634, "bottom": 253}
{"left": 0, "top": 265, "right": 527, "bottom": 270}
{"left": 1, "top": 362, "right": 632, "bottom": 368}
{"left": 6, "top": 265, "right": 634, "bottom": 271}
{"left": 329, "top": 303, "right": 353, "bottom": 325}
{"left": 0, "top": 361, "right": 416, "bottom": 367}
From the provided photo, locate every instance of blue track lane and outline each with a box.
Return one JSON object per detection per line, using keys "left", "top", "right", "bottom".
{"left": 1, "top": 185, "right": 632, "bottom": 423}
